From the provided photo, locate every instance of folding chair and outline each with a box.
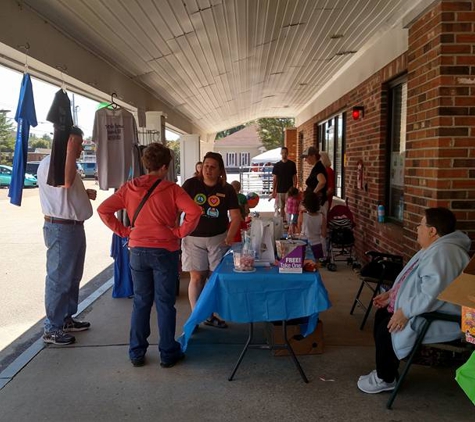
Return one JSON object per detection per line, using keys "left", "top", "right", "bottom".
{"left": 387, "top": 311, "right": 473, "bottom": 409}
{"left": 350, "top": 251, "right": 403, "bottom": 330}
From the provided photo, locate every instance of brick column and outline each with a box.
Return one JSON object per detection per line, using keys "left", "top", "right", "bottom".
{"left": 406, "top": 0, "right": 475, "bottom": 253}
{"left": 284, "top": 127, "right": 297, "bottom": 161}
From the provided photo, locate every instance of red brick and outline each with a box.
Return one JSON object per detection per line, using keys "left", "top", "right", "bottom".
{"left": 456, "top": 56, "right": 475, "bottom": 65}
{"left": 456, "top": 33, "right": 475, "bottom": 43}
{"left": 456, "top": 11, "right": 475, "bottom": 21}
{"left": 437, "top": 169, "right": 470, "bottom": 178}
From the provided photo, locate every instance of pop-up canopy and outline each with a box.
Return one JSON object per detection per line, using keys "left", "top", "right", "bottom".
{"left": 250, "top": 147, "right": 282, "bottom": 164}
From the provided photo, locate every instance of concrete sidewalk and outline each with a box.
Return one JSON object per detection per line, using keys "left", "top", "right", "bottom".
{"left": 0, "top": 265, "right": 472, "bottom": 421}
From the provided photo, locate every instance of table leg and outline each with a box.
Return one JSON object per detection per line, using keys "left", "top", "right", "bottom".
{"left": 282, "top": 321, "right": 309, "bottom": 383}
{"left": 228, "top": 322, "right": 254, "bottom": 381}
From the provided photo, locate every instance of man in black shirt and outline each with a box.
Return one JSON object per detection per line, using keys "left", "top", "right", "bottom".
{"left": 271, "top": 147, "right": 297, "bottom": 221}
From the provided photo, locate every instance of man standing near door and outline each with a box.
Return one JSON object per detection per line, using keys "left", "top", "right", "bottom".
{"left": 271, "top": 147, "right": 297, "bottom": 222}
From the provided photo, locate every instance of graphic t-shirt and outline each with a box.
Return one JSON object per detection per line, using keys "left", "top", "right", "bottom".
{"left": 93, "top": 107, "right": 138, "bottom": 189}
{"left": 46, "top": 89, "right": 74, "bottom": 186}
{"left": 305, "top": 161, "right": 328, "bottom": 202}
{"left": 272, "top": 160, "right": 297, "bottom": 193}
{"left": 182, "top": 177, "right": 239, "bottom": 237}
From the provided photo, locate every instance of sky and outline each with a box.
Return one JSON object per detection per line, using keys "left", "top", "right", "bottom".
{"left": 0, "top": 65, "right": 179, "bottom": 141}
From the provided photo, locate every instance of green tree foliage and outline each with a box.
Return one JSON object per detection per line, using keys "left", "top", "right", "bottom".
{"left": 0, "top": 113, "right": 14, "bottom": 140}
{"left": 0, "top": 114, "right": 15, "bottom": 161}
{"left": 215, "top": 123, "right": 248, "bottom": 140}
{"left": 30, "top": 139, "right": 49, "bottom": 149}
{"left": 257, "top": 118, "right": 295, "bottom": 150}
{"left": 168, "top": 140, "right": 180, "bottom": 175}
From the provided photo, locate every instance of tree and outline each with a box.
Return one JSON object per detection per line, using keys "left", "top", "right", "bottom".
{"left": 257, "top": 118, "right": 295, "bottom": 150}
{"left": 215, "top": 122, "right": 251, "bottom": 140}
{"left": 0, "top": 113, "right": 15, "bottom": 140}
{"left": 31, "top": 139, "right": 49, "bottom": 149}
{"left": 0, "top": 114, "right": 15, "bottom": 159}
{"left": 168, "top": 140, "right": 180, "bottom": 175}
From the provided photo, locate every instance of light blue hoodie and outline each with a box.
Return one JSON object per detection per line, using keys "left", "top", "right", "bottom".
{"left": 392, "top": 230, "right": 471, "bottom": 360}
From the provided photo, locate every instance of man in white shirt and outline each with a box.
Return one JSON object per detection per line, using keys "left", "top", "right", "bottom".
{"left": 38, "top": 127, "right": 97, "bottom": 345}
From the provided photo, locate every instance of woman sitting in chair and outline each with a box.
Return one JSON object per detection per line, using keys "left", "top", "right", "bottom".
{"left": 357, "top": 207, "right": 471, "bottom": 394}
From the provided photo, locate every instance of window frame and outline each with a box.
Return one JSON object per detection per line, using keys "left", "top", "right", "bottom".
{"left": 316, "top": 111, "right": 346, "bottom": 199}
{"left": 385, "top": 74, "right": 407, "bottom": 224}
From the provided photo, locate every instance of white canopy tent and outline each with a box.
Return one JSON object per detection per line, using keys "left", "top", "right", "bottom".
{"left": 250, "top": 147, "right": 282, "bottom": 164}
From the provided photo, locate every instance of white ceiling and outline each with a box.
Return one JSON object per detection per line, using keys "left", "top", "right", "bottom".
{"left": 24, "top": 0, "right": 417, "bottom": 133}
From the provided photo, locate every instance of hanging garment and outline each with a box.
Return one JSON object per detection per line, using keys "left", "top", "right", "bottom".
{"left": 110, "top": 233, "right": 134, "bottom": 298}
{"left": 164, "top": 149, "right": 177, "bottom": 183}
{"left": 9, "top": 73, "right": 37, "bottom": 205}
{"left": 46, "top": 89, "right": 74, "bottom": 187}
{"left": 93, "top": 107, "right": 138, "bottom": 189}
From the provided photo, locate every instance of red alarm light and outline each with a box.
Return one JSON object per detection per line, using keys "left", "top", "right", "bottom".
{"left": 352, "top": 106, "right": 364, "bottom": 120}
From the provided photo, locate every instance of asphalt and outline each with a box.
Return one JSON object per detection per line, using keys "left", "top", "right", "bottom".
{"left": 0, "top": 261, "right": 472, "bottom": 422}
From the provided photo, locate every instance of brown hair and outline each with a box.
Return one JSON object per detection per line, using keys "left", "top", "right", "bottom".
{"left": 425, "top": 207, "right": 456, "bottom": 236}
{"left": 142, "top": 143, "right": 172, "bottom": 172}
{"left": 200, "top": 151, "right": 227, "bottom": 186}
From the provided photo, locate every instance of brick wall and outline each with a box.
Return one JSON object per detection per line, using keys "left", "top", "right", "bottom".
{"left": 405, "top": 0, "right": 475, "bottom": 254}
{"left": 296, "top": 0, "right": 475, "bottom": 263}
{"left": 284, "top": 128, "right": 297, "bottom": 163}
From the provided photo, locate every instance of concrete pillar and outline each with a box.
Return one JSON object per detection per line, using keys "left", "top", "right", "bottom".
{"left": 146, "top": 111, "right": 167, "bottom": 144}
{"left": 133, "top": 109, "right": 146, "bottom": 128}
{"left": 180, "top": 134, "right": 200, "bottom": 183}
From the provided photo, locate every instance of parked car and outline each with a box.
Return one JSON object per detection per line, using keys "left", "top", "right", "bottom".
{"left": 76, "top": 162, "right": 86, "bottom": 179}
{"left": 25, "top": 161, "right": 41, "bottom": 178}
{"left": 80, "top": 162, "right": 96, "bottom": 178}
{"left": 26, "top": 161, "right": 85, "bottom": 179}
{"left": 0, "top": 164, "right": 37, "bottom": 188}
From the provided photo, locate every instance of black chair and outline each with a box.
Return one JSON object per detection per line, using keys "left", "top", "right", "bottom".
{"left": 387, "top": 311, "right": 473, "bottom": 409}
{"left": 350, "top": 251, "right": 403, "bottom": 330}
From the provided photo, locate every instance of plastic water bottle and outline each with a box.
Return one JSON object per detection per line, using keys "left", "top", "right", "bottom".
{"left": 377, "top": 204, "right": 385, "bottom": 223}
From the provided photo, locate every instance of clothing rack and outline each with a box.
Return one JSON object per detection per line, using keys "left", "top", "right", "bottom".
{"left": 137, "top": 129, "right": 165, "bottom": 146}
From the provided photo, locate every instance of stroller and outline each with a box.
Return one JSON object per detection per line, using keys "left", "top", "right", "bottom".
{"left": 325, "top": 204, "right": 358, "bottom": 271}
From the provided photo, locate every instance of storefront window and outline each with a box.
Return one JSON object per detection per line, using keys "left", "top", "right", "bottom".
{"left": 387, "top": 77, "right": 407, "bottom": 222}
{"left": 317, "top": 113, "right": 346, "bottom": 198}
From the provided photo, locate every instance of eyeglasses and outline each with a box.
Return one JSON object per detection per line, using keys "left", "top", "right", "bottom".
{"left": 417, "top": 223, "right": 433, "bottom": 228}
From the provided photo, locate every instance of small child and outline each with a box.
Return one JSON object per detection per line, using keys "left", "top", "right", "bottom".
{"left": 298, "top": 191, "right": 327, "bottom": 260}
{"left": 231, "top": 180, "right": 249, "bottom": 221}
{"left": 231, "top": 180, "right": 250, "bottom": 243}
{"left": 285, "top": 187, "right": 300, "bottom": 236}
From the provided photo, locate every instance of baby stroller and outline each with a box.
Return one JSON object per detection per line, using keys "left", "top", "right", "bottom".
{"left": 325, "top": 204, "right": 358, "bottom": 271}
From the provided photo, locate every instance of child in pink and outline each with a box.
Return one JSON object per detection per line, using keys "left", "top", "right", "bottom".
{"left": 285, "top": 187, "right": 300, "bottom": 236}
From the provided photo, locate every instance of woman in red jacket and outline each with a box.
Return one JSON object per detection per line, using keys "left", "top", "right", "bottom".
{"left": 98, "top": 143, "right": 201, "bottom": 368}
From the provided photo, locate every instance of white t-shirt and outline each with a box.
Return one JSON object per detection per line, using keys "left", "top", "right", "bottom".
{"left": 38, "top": 155, "right": 93, "bottom": 221}
{"left": 93, "top": 107, "right": 138, "bottom": 190}
{"left": 301, "top": 212, "right": 324, "bottom": 246}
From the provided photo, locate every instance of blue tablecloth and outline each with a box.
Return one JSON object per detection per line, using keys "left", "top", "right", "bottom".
{"left": 178, "top": 254, "right": 331, "bottom": 351}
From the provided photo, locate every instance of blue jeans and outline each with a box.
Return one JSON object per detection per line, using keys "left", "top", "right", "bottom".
{"left": 129, "top": 247, "right": 181, "bottom": 363}
{"left": 43, "top": 222, "right": 86, "bottom": 332}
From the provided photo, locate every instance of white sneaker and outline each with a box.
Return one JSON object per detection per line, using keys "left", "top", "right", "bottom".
{"left": 358, "top": 369, "right": 377, "bottom": 381}
{"left": 357, "top": 370, "right": 396, "bottom": 394}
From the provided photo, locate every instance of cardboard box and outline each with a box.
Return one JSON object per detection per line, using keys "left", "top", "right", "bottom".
{"left": 438, "top": 255, "right": 475, "bottom": 344}
{"left": 265, "top": 320, "right": 324, "bottom": 356}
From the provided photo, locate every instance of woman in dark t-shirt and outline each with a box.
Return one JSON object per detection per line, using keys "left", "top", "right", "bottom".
{"left": 181, "top": 152, "right": 241, "bottom": 328}
{"left": 302, "top": 146, "right": 327, "bottom": 208}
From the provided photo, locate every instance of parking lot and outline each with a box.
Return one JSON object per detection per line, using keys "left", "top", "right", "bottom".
{"left": 0, "top": 180, "right": 114, "bottom": 368}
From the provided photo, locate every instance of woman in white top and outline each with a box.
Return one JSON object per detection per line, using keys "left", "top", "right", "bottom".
{"left": 298, "top": 191, "right": 327, "bottom": 260}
